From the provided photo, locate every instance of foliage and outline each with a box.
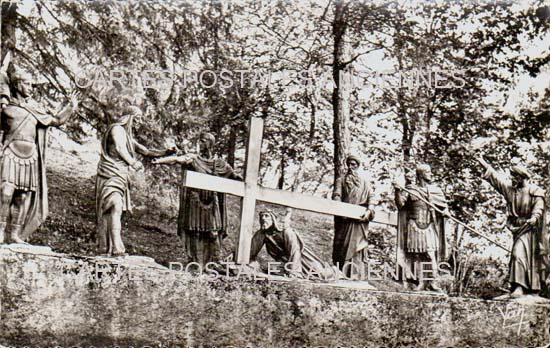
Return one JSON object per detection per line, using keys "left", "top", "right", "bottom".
{"left": 4, "top": 0, "right": 550, "bottom": 296}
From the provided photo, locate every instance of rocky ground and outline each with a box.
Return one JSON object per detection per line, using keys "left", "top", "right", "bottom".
{"left": 25, "top": 129, "right": 508, "bottom": 297}
{"left": 1, "top": 246, "right": 548, "bottom": 347}
{"left": 26, "top": 130, "right": 401, "bottom": 290}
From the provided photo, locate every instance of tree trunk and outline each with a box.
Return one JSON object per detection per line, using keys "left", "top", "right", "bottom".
{"left": 227, "top": 126, "right": 237, "bottom": 167}
{"left": 1, "top": 2, "right": 17, "bottom": 62}
{"left": 278, "top": 153, "right": 286, "bottom": 190}
{"left": 332, "top": 0, "right": 351, "bottom": 188}
{"left": 307, "top": 93, "right": 317, "bottom": 140}
{"left": 399, "top": 99, "right": 412, "bottom": 164}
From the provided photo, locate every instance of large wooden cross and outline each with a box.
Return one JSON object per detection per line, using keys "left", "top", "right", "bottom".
{"left": 183, "top": 117, "right": 397, "bottom": 264}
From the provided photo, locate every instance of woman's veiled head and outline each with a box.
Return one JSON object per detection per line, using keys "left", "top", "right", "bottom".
{"left": 118, "top": 105, "right": 142, "bottom": 126}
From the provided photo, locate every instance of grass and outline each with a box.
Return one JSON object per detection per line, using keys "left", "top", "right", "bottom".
{"left": 25, "top": 141, "right": 507, "bottom": 297}
{"left": 27, "top": 143, "right": 401, "bottom": 291}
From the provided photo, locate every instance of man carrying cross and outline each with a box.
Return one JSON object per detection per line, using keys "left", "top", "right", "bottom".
{"left": 332, "top": 154, "right": 376, "bottom": 279}
{"left": 178, "top": 117, "right": 397, "bottom": 267}
{"left": 249, "top": 209, "right": 335, "bottom": 279}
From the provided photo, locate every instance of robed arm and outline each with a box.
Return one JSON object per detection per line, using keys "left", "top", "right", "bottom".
{"left": 531, "top": 196, "right": 545, "bottom": 220}
{"left": 250, "top": 230, "right": 266, "bottom": 262}
{"left": 0, "top": 72, "right": 9, "bottom": 109}
{"left": 361, "top": 182, "right": 377, "bottom": 221}
{"left": 0, "top": 52, "right": 11, "bottom": 109}
{"left": 152, "top": 154, "right": 195, "bottom": 165}
{"left": 282, "top": 228, "right": 303, "bottom": 275}
{"left": 134, "top": 140, "right": 175, "bottom": 158}
{"left": 222, "top": 161, "right": 242, "bottom": 180}
{"left": 477, "top": 155, "right": 512, "bottom": 198}
{"left": 394, "top": 186, "right": 409, "bottom": 209}
{"left": 527, "top": 195, "right": 545, "bottom": 225}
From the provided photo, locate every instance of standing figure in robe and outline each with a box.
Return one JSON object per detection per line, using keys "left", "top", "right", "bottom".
{"left": 332, "top": 154, "right": 376, "bottom": 279}
{"left": 96, "top": 105, "right": 172, "bottom": 256}
{"left": 250, "top": 209, "right": 335, "bottom": 279}
{"left": 477, "top": 155, "right": 547, "bottom": 298}
{"left": 152, "top": 132, "right": 241, "bottom": 267}
{"left": 0, "top": 67, "right": 79, "bottom": 244}
{"left": 394, "top": 164, "right": 449, "bottom": 292}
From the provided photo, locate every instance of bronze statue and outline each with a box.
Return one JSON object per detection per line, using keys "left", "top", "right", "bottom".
{"left": 152, "top": 132, "right": 241, "bottom": 267}
{"left": 477, "top": 155, "right": 547, "bottom": 298}
{"left": 0, "top": 67, "right": 79, "bottom": 244}
{"left": 394, "top": 164, "right": 449, "bottom": 292}
{"left": 96, "top": 104, "right": 172, "bottom": 256}
{"left": 250, "top": 209, "right": 335, "bottom": 279}
{"left": 332, "top": 154, "right": 376, "bottom": 279}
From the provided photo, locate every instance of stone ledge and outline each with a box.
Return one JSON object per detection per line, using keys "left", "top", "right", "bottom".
{"left": 0, "top": 245, "right": 549, "bottom": 347}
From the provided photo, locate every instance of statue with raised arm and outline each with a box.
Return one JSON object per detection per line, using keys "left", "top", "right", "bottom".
{"left": 477, "top": 155, "right": 547, "bottom": 298}
{"left": 0, "top": 66, "right": 79, "bottom": 244}
{"left": 152, "top": 132, "right": 241, "bottom": 267}
{"left": 394, "top": 164, "right": 449, "bottom": 292}
{"left": 96, "top": 105, "right": 173, "bottom": 256}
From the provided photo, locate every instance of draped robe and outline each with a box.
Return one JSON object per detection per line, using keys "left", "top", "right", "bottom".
{"left": 332, "top": 172, "right": 375, "bottom": 277}
{"left": 250, "top": 222, "right": 333, "bottom": 279}
{"left": 95, "top": 122, "right": 135, "bottom": 252}
{"left": 483, "top": 168, "right": 546, "bottom": 291}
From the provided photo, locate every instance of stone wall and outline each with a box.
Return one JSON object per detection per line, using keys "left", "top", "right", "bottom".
{"left": 0, "top": 245, "right": 549, "bottom": 347}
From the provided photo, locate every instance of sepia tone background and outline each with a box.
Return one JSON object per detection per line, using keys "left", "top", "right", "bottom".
{"left": 0, "top": 0, "right": 548, "bottom": 300}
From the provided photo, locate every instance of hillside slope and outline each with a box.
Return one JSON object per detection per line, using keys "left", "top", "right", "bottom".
{"left": 24, "top": 130, "right": 511, "bottom": 298}
{"left": 28, "top": 130, "right": 395, "bottom": 278}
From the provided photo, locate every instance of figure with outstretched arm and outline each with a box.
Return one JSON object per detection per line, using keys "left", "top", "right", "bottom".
{"left": 476, "top": 154, "right": 547, "bottom": 299}
{"left": 0, "top": 67, "right": 80, "bottom": 244}
{"left": 95, "top": 105, "right": 173, "bottom": 256}
{"left": 153, "top": 132, "right": 241, "bottom": 268}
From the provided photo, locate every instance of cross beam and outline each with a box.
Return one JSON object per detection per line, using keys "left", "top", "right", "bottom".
{"left": 183, "top": 117, "right": 397, "bottom": 264}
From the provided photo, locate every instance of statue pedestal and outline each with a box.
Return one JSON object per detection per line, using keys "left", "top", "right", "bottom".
{"left": 2, "top": 243, "right": 54, "bottom": 255}
{"left": 1, "top": 246, "right": 549, "bottom": 347}
{"left": 92, "top": 254, "right": 166, "bottom": 269}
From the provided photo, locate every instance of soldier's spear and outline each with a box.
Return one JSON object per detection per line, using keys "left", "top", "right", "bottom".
{"left": 394, "top": 183, "right": 510, "bottom": 254}
{"left": 367, "top": 143, "right": 510, "bottom": 253}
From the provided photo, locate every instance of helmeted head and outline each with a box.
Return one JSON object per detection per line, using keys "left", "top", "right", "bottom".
{"left": 11, "top": 68, "right": 33, "bottom": 98}
{"left": 510, "top": 165, "right": 531, "bottom": 188}
{"left": 259, "top": 210, "right": 281, "bottom": 232}
{"left": 346, "top": 154, "right": 361, "bottom": 173}
{"left": 416, "top": 164, "right": 433, "bottom": 183}
{"left": 199, "top": 132, "right": 216, "bottom": 157}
